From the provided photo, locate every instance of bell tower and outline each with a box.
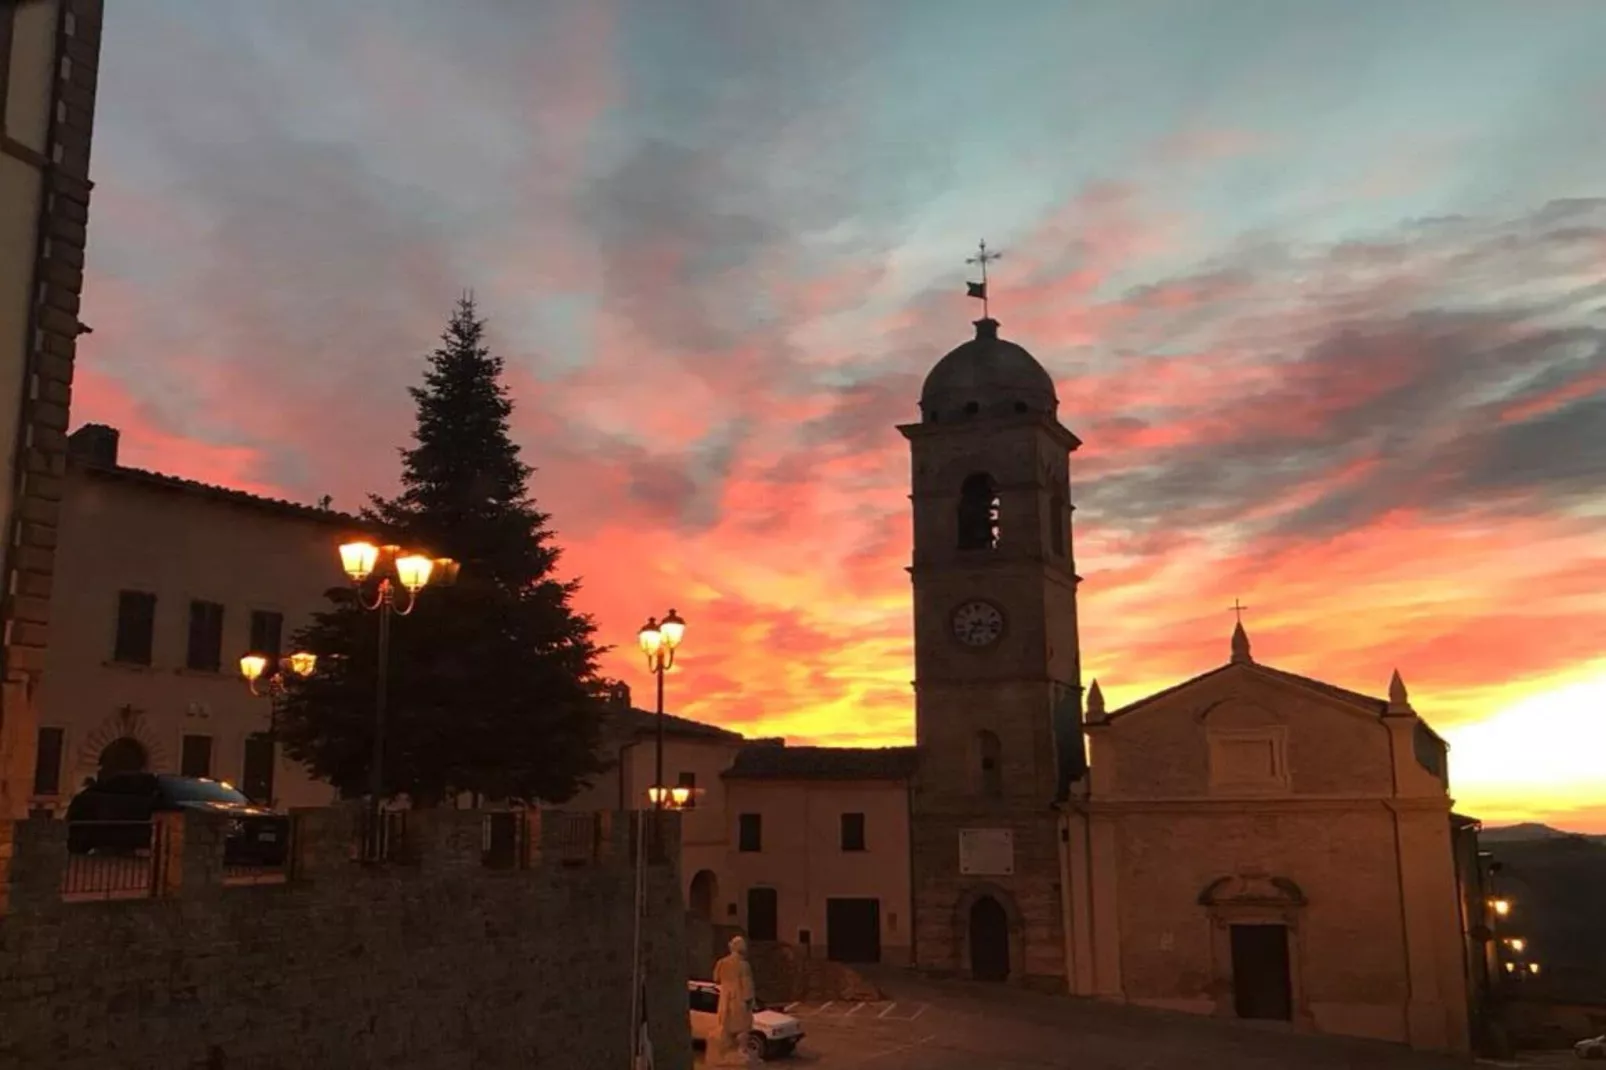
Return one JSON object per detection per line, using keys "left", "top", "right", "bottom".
{"left": 898, "top": 314, "right": 1084, "bottom": 988}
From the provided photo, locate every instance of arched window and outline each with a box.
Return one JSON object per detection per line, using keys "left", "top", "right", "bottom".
{"left": 958, "top": 473, "right": 1000, "bottom": 551}
{"left": 1049, "top": 493, "right": 1067, "bottom": 557}
{"left": 977, "top": 730, "right": 1002, "bottom": 798}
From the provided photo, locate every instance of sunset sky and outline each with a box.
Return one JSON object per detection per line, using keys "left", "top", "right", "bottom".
{"left": 78, "top": 1, "right": 1605, "bottom": 830}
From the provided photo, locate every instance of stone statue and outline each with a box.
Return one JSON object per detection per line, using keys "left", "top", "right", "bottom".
{"left": 708, "top": 935, "right": 758, "bottom": 1066}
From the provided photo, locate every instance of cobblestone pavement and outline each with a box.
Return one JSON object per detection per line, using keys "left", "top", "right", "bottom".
{"left": 699, "top": 972, "right": 1569, "bottom": 1069}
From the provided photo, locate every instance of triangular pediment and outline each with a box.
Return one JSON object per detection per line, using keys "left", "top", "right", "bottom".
{"left": 1104, "top": 660, "right": 1388, "bottom": 726}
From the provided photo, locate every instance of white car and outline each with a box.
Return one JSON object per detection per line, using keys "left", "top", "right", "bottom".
{"left": 1577, "top": 1035, "right": 1606, "bottom": 1060}
{"left": 687, "top": 980, "right": 805, "bottom": 1060}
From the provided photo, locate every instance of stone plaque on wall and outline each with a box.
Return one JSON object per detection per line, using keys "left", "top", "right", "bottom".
{"left": 958, "top": 829, "right": 1014, "bottom": 876}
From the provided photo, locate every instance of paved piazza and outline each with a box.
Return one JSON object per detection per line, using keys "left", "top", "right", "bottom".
{"left": 696, "top": 972, "right": 1570, "bottom": 1069}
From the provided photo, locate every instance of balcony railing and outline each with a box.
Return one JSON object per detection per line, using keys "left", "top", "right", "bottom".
{"left": 61, "top": 821, "right": 164, "bottom": 901}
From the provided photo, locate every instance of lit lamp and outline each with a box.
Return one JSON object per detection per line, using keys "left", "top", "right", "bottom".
{"left": 1506, "top": 937, "right": 1526, "bottom": 953}
{"left": 645, "top": 784, "right": 693, "bottom": 809}
{"left": 339, "top": 538, "right": 458, "bottom": 861}
{"left": 1492, "top": 897, "right": 1511, "bottom": 918}
{"left": 638, "top": 608, "right": 688, "bottom": 812}
{"left": 1527, "top": 963, "right": 1540, "bottom": 976}
{"left": 239, "top": 649, "right": 317, "bottom": 698}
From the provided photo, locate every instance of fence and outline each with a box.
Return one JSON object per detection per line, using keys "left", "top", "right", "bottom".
{"left": 60, "top": 820, "right": 164, "bottom": 902}
{"left": 14, "top": 808, "right": 677, "bottom": 908}
{"left": 546, "top": 810, "right": 601, "bottom": 866}
{"left": 481, "top": 810, "right": 528, "bottom": 869}
{"left": 354, "top": 808, "right": 411, "bottom": 864}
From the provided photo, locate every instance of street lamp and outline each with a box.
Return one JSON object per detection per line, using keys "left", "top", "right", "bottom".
{"left": 338, "top": 540, "right": 457, "bottom": 858}
{"left": 1491, "top": 897, "right": 1511, "bottom": 918}
{"left": 239, "top": 650, "right": 318, "bottom": 698}
{"left": 647, "top": 784, "right": 692, "bottom": 809}
{"left": 637, "top": 608, "right": 687, "bottom": 811}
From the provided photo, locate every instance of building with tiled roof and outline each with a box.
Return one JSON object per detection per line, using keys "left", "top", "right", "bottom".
{"left": 29, "top": 425, "right": 370, "bottom": 813}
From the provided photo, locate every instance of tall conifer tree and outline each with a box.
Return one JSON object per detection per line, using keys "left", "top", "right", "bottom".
{"left": 276, "top": 296, "right": 606, "bottom": 804}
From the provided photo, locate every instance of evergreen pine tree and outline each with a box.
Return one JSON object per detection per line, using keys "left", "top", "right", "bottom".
{"left": 276, "top": 295, "right": 607, "bottom": 804}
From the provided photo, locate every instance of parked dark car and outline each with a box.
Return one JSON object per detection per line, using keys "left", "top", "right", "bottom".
{"left": 65, "top": 773, "right": 290, "bottom": 866}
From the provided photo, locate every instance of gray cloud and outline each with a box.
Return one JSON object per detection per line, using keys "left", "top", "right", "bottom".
{"left": 1040, "top": 197, "right": 1606, "bottom": 545}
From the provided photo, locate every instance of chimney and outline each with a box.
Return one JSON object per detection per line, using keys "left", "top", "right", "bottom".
{"left": 608, "top": 682, "right": 632, "bottom": 710}
{"left": 68, "top": 424, "right": 120, "bottom": 466}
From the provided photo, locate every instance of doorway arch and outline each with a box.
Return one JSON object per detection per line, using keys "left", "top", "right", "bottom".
{"left": 97, "top": 737, "right": 148, "bottom": 778}
{"left": 688, "top": 869, "right": 719, "bottom": 921}
{"left": 969, "top": 896, "right": 1010, "bottom": 981}
{"left": 954, "top": 882, "right": 1023, "bottom": 983}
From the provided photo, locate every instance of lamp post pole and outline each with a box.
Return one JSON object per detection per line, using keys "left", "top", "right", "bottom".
{"left": 637, "top": 609, "right": 687, "bottom": 811}
{"left": 371, "top": 593, "right": 392, "bottom": 807}
{"left": 338, "top": 541, "right": 458, "bottom": 859}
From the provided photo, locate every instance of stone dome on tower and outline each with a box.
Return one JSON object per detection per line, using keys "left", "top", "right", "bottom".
{"left": 918, "top": 318, "right": 1058, "bottom": 423}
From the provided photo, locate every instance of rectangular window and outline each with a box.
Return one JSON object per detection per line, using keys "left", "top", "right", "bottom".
{"left": 738, "top": 813, "right": 762, "bottom": 852}
{"left": 180, "top": 734, "right": 213, "bottom": 779}
{"left": 841, "top": 812, "right": 866, "bottom": 852}
{"left": 677, "top": 770, "right": 697, "bottom": 809}
{"left": 242, "top": 733, "right": 276, "bottom": 804}
{"left": 248, "top": 609, "right": 283, "bottom": 659}
{"left": 113, "top": 591, "right": 156, "bottom": 664}
{"left": 32, "top": 727, "right": 64, "bottom": 796}
{"left": 185, "top": 600, "right": 225, "bottom": 672}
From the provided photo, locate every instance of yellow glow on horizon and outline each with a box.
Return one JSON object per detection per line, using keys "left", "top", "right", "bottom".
{"left": 1443, "top": 662, "right": 1606, "bottom": 824}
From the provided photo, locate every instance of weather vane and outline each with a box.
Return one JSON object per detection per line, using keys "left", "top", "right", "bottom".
{"left": 966, "top": 239, "right": 1003, "bottom": 319}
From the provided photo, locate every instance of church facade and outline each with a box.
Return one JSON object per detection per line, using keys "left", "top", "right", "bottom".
{"left": 889, "top": 313, "right": 1474, "bottom": 1052}
{"left": 649, "top": 313, "right": 1476, "bottom": 1053}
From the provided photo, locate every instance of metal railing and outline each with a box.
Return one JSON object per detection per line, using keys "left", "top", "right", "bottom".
{"left": 61, "top": 820, "right": 164, "bottom": 901}
{"left": 550, "top": 811, "right": 601, "bottom": 866}
{"left": 356, "top": 808, "right": 410, "bottom": 864}
{"left": 482, "top": 810, "right": 528, "bottom": 870}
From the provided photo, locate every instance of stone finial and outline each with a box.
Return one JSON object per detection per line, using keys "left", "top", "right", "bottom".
{"left": 1387, "top": 669, "right": 1413, "bottom": 714}
{"left": 1086, "top": 679, "right": 1106, "bottom": 720}
{"left": 1230, "top": 621, "right": 1253, "bottom": 665}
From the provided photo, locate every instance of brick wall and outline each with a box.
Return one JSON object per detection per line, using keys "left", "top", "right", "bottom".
{"left": 0, "top": 806, "right": 690, "bottom": 1070}
{"left": 0, "top": 0, "right": 106, "bottom": 820}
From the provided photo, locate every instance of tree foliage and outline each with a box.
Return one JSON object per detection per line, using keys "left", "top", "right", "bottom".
{"left": 275, "top": 296, "right": 607, "bottom": 805}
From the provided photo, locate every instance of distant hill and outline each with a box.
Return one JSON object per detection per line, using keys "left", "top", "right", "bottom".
{"left": 1482, "top": 832, "right": 1606, "bottom": 1002}
{"left": 1482, "top": 822, "right": 1606, "bottom": 846}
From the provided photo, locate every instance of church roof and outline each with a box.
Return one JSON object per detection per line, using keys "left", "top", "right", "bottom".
{"left": 1100, "top": 656, "right": 1448, "bottom": 746}
{"left": 919, "top": 318, "right": 1057, "bottom": 422}
{"left": 723, "top": 744, "right": 919, "bottom": 781}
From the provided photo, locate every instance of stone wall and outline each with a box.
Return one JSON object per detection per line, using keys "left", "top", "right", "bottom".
{"left": 0, "top": 806, "right": 690, "bottom": 1070}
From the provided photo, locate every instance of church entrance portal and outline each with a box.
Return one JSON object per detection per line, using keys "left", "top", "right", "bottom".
{"left": 968, "top": 895, "right": 1010, "bottom": 981}
{"left": 1229, "top": 923, "right": 1293, "bottom": 1021}
{"left": 97, "top": 737, "right": 148, "bottom": 778}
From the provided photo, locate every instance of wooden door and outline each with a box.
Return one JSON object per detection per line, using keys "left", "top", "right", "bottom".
{"left": 1230, "top": 923, "right": 1293, "bottom": 1021}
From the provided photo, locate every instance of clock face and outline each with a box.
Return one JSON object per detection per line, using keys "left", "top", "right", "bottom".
{"left": 951, "top": 601, "right": 1005, "bottom": 647}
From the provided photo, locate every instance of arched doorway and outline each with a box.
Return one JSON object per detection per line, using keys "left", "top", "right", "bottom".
{"left": 97, "top": 737, "right": 148, "bottom": 778}
{"left": 968, "top": 895, "right": 1010, "bottom": 981}
{"left": 688, "top": 869, "right": 718, "bottom": 921}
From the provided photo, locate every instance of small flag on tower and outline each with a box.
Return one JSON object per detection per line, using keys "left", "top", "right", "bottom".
{"left": 965, "top": 239, "right": 1002, "bottom": 318}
